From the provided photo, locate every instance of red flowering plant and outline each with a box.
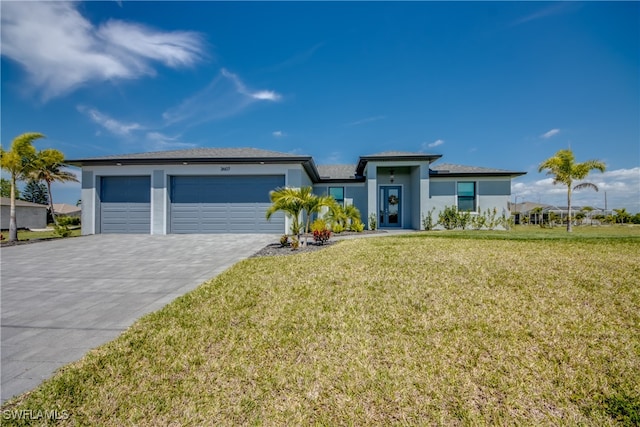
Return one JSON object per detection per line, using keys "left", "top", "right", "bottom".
{"left": 311, "top": 219, "right": 331, "bottom": 245}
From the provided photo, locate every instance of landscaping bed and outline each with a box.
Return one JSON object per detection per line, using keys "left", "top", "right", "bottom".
{"left": 251, "top": 230, "right": 384, "bottom": 258}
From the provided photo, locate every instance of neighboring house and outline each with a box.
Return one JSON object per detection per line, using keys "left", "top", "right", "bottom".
{"left": 0, "top": 197, "right": 48, "bottom": 230}
{"left": 53, "top": 203, "right": 82, "bottom": 218}
{"left": 68, "top": 148, "right": 526, "bottom": 235}
{"left": 510, "top": 201, "right": 608, "bottom": 225}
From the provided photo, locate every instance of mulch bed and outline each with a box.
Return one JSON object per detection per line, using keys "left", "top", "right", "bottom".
{"left": 250, "top": 230, "right": 384, "bottom": 258}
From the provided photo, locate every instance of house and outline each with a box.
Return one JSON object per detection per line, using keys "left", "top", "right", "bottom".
{"left": 53, "top": 203, "right": 82, "bottom": 218}
{"left": 0, "top": 197, "right": 48, "bottom": 230}
{"left": 67, "top": 148, "right": 526, "bottom": 235}
{"left": 509, "top": 201, "right": 609, "bottom": 225}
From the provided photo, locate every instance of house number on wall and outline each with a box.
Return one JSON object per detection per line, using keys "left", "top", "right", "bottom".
{"left": 220, "top": 166, "right": 231, "bottom": 171}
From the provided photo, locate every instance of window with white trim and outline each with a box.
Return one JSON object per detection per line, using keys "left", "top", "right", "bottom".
{"left": 329, "top": 187, "right": 345, "bottom": 206}
{"left": 457, "top": 182, "right": 476, "bottom": 211}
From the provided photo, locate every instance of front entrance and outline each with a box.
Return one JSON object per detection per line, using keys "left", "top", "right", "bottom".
{"left": 379, "top": 186, "right": 402, "bottom": 228}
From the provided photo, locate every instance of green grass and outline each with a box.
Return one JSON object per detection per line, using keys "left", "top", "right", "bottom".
{"left": 2, "top": 227, "right": 639, "bottom": 425}
{"left": 0, "top": 227, "right": 81, "bottom": 242}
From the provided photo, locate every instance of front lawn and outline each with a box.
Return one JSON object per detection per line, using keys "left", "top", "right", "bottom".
{"left": 0, "top": 228, "right": 81, "bottom": 243}
{"left": 2, "top": 228, "right": 639, "bottom": 425}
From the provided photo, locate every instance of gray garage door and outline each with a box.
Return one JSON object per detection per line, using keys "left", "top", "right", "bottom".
{"left": 100, "top": 176, "right": 151, "bottom": 234}
{"left": 170, "top": 175, "right": 285, "bottom": 233}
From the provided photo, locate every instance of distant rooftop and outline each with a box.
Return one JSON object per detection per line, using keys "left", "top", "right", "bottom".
{"left": 0, "top": 197, "right": 48, "bottom": 208}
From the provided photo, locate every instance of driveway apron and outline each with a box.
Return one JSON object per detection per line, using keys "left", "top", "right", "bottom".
{"left": 0, "top": 234, "right": 274, "bottom": 403}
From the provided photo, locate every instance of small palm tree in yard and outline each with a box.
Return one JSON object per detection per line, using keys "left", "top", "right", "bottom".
{"left": 538, "top": 149, "right": 606, "bottom": 232}
{"left": 266, "top": 187, "right": 305, "bottom": 236}
{"left": 30, "top": 148, "right": 78, "bottom": 226}
{"left": 0, "top": 132, "right": 44, "bottom": 241}
{"left": 266, "top": 186, "right": 336, "bottom": 240}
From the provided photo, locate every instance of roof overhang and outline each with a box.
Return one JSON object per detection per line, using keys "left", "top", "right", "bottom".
{"left": 429, "top": 170, "right": 527, "bottom": 178}
{"left": 356, "top": 154, "right": 442, "bottom": 175}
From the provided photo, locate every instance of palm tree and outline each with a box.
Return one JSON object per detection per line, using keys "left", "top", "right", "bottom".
{"left": 326, "top": 202, "right": 362, "bottom": 230}
{"left": 266, "top": 187, "right": 305, "bottom": 236}
{"left": 299, "top": 188, "right": 334, "bottom": 234}
{"left": 538, "top": 149, "right": 606, "bottom": 232}
{"left": 0, "top": 133, "right": 44, "bottom": 241}
{"left": 30, "top": 148, "right": 79, "bottom": 226}
{"left": 265, "top": 186, "right": 334, "bottom": 237}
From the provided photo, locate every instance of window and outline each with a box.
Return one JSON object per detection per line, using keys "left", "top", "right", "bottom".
{"left": 329, "top": 187, "right": 344, "bottom": 206}
{"left": 457, "top": 182, "right": 476, "bottom": 211}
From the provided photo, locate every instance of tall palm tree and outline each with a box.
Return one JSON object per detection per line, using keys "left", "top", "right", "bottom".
{"left": 0, "top": 133, "right": 44, "bottom": 241}
{"left": 30, "top": 148, "right": 79, "bottom": 226}
{"left": 538, "top": 149, "right": 606, "bottom": 232}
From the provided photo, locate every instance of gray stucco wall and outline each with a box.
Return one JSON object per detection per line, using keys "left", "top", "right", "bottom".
{"left": 313, "top": 184, "right": 368, "bottom": 224}
{"left": 1, "top": 206, "right": 47, "bottom": 230}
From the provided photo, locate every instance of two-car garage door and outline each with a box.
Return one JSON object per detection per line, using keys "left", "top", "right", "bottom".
{"left": 169, "top": 175, "right": 285, "bottom": 233}
{"left": 99, "top": 175, "right": 285, "bottom": 234}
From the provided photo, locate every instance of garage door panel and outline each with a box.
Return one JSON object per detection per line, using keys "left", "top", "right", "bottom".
{"left": 170, "top": 176, "right": 285, "bottom": 233}
{"left": 100, "top": 176, "right": 151, "bottom": 234}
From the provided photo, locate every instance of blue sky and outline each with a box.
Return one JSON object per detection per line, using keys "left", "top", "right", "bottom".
{"left": 2, "top": 1, "right": 639, "bottom": 212}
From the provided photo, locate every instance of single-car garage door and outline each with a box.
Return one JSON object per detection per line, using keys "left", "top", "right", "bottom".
{"left": 170, "top": 175, "right": 285, "bottom": 233}
{"left": 100, "top": 176, "right": 151, "bottom": 234}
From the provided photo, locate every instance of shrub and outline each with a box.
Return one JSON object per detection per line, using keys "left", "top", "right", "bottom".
{"left": 422, "top": 208, "right": 436, "bottom": 231}
{"left": 57, "top": 216, "right": 80, "bottom": 227}
{"left": 350, "top": 220, "right": 365, "bottom": 232}
{"left": 438, "top": 206, "right": 459, "bottom": 230}
{"left": 458, "top": 211, "right": 471, "bottom": 230}
{"left": 53, "top": 224, "right": 71, "bottom": 237}
{"left": 313, "top": 228, "right": 331, "bottom": 245}
{"left": 368, "top": 213, "right": 377, "bottom": 231}
{"left": 332, "top": 223, "right": 345, "bottom": 234}
{"left": 290, "top": 237, "right": 299, "bottom": 250}
{"left": 311, "top": 219, "right": 328, "bottom": 233}
{"left": 279, "top": 235, "right": 289, "bottom": 247}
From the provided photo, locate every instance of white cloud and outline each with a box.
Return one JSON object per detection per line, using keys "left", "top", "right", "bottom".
{"left": 346, "top": 116, "right": 386, "bottom": 126}
{"left": 541, "top": 128, "right": 560, "bottom": 139}
{"left": 220, "top": 68, "right": 282, "bottom": 101}
{"left": 511, "top": 3, "right": 577, "bottom": 27}
{"left": 145, "top": 132, "right": 196, "bottom": 151}
{"left": 163, "top": 68, "right": 282, "bottom": 126}
{"left": 512, "top": 167, "right": 640, "bottom": 212}
{"left": 1, "top": 2, "right": 204, "bottom": 101}
{"left": 272, "top": 131, "right": 286, "bottom": 138}
{"left": 429, "top": 139, "right": 444, "bottom": 148}
{"left": 77, "top": 105, "right": 143, "bottom": 136}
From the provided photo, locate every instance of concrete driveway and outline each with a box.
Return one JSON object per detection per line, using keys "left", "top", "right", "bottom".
{"left": 0, "top": 234, "right": 275, "bottom": 403}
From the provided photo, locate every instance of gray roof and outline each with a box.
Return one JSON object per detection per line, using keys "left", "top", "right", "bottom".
{"left": 68, "top": 147, "right": 309, "bottom": 164}
{"left": 316, "top": 165, "right": 360, "bottom": 180}
{"left": 0, "top": 197, "right": 48, "bottom": 208}
{"left": 430, "top": 163, "right": 525, "bottom": 177}
{"left": 357, "top": 151, "right": 443, "bottom": 174}
{"left": 363, "top": 151, "right": 440, "bottom": 157}
{"left": 67, "top": 147, "right": 525, "bottom": 180}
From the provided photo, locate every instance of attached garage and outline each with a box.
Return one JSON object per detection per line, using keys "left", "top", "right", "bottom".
{"left": 100, "top": 176, "right": 151, "bottom": 234}
{"left": 169, "top": 175, "right": 285, "bottom": 233}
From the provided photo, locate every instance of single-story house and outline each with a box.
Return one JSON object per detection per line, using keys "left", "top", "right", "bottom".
{"left": 0, "top": 197, "right": 48, "bottom": 230}
{"left": 67, "top": 148, "right": 526, "bottom": 235}
{"left": 509, "top": 202, "right": 609, "bottom": 225}
{"left": 53, "top": 203, "right": 82, "bottom": 218}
